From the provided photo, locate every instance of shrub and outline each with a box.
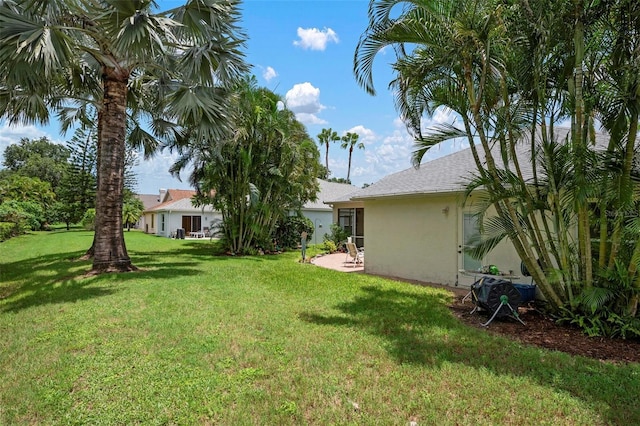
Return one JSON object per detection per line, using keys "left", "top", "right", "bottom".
{"left": 324, "top": 223, "right": 350, "bottom": 246}
{"left": 81, "top": 208, "right": 96, "bottom": 230}
{"left": 273, "top": 216, "right": 314, "bottom": 249}
{"left": 0, "top": 200, "right": 43, "bottom": 232}
{"left": 322, "top": 240, "right": 337, "bottom": 253}
{"left": 0, "top": 221, "right": 20, "bottom": 241}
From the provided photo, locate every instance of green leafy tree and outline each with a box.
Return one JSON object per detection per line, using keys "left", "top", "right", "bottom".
{"left": 0, "top": 0, "right": 247, "bottom": 273}
{"left": 340, "top": 132, "right": 364, "bottom": 183}
{"left": 0, "top": 175, "right": 55, "bottom": 233}
{"left": 327, "top": 177, "right": 350, "bottom": 184}
{"left": 317, "top": 164, "right": 330, "bottom": 180}
{"left": 2, "top": 137, "right": 70, "bottom": 193}
{"left": 81, "top": 208, "right": 96, "bottom": 231}
{"left": 57, "top": 125, "right": 98, "bottom": 229}
{"left": 186, "top": 76, "right": 321, "bottom": 254}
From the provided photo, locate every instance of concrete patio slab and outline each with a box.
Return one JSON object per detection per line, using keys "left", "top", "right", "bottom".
{"left": 311, "top": 252, "right": 364, "bottom": 273}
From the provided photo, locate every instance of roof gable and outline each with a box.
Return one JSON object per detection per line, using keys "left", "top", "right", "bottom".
{"left": 146, "top": 189, "right": 206, "bottom": 212}
{"left": 305, "top": 179, "right": 360, "bottom": 209}
{"left": 136, "top": 194, "right": 162, "bottom": 210}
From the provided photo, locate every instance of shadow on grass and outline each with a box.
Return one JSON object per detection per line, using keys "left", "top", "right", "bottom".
{"left": 300, "top": 285, "right": 640, "bottom": 425}
{"left": 0, "top": 250, "right": 114, "bottom": 313}
{"left": 0, "top": 242, "right": 229, "bottom": 313}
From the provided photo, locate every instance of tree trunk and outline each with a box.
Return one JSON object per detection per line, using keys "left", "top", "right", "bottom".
{"left": 325, "top": 143, "right": 329, "bottom": 173}
{"left": 91, "top": 67, "right": 136, "bottom": 273}
{"left": 347, "top": 147, "right": 353, "bottom": 182}
{"left": 573, "top": 0, "right": 593, "bottom": 287}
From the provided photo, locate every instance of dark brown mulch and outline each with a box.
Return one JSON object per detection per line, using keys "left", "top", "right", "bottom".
{"left": 448, "top": 292, "right": 640, "bottom": 364}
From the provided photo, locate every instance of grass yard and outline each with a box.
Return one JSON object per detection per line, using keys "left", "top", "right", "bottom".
{"left": 1, "top": 231, "right": 639, "bottom": 425}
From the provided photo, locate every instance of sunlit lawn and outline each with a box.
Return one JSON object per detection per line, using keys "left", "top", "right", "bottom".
{"left": 1, "top": 230, "right": 639, "bottom": 424}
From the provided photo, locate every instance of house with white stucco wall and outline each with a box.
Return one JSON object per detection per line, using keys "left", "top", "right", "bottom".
{"left": 140, "top": 180, "right": 356, "bottom": 241}
{"left": 328, "top": 128, "right": 609, "bottom": 289}
{"left": 301, "top": 179, "right": 359, "bottom": 245}
{"left": 143, "top": 189, "right": 221, "bottom": 238}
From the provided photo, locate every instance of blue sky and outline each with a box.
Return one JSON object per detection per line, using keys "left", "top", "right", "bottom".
{"left": 0, "top": 0, "right": 468, "bottom": 194}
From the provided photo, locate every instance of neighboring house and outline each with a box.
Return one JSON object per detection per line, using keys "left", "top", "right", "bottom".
{"left": 143, "top": 189, "right": 221, "bottom": 238}
{"left": 301, "top": 179, "right": 359, "bottom": 245}
{"left": 329, "top": 128, "right": 609, "bottom": 289}
{"left": 139, "top": 180, "right": 354, "bottom": 240}
{"left": 135, "top": 193, "right": 163, "bottom": 232}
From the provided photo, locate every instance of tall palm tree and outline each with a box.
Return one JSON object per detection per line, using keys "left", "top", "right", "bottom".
{"left": 354, "top": 0, "right": 640, "bottom": 322}
{"left": 188, "top": 76, "right": 320, "bottom": 253}
{"left": 317, "top": 128, "right": 340, "bottom": 174}
{"left": 354, "top": 0, "right": 566, "bottom": 309}
{"left": 340, "top": 132, "right": 364, "bottom": 183}
{"left": 0, "top": 0, "right": 247, "bottom": 273}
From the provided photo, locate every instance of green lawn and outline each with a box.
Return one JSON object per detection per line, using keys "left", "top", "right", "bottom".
{"left": 1, "top": 231, "right": 639, "bottom": 425}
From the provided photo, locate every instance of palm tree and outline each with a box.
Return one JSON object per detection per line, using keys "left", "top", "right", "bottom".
{"left": 354, "top": 0, "right": 567, "bottom": 308}
{"left": 353, "top": 0, "right": 640, "bottom": 324}
{"left": 317, "top": 128, "right": 340, "bottom": 174}
{"left": 340, "top": 132, "right": 364, "bottom": 183}
{"left": 0, "top": 0, "right": 247, "bottom": 273}
{"left": 122, "top": 197, "right": 144, "bottom": 232}
{"left": 188, "top": 76, "right": 320, "bottom": 253}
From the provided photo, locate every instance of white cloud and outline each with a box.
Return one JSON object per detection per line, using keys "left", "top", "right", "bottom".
{"left": 344, "top": 125, "right": 377, "bottom": 145}
{"left": 285, "top": 82, "right": 327, "bottom": 124}
{"left": 326, "top": 113, "right": 472, "bottom": 187}
{"left": 133, "top": 149, "right": 191, "bottom": 194}
{"left": 393, "top": 117, "right": 405, "bottom": 128}
{"left": 344, "top": 111, "right": 471, "bottom": 187}
{"left": 263, "top": 66, "right": 277, "bottom": 82}
{"left": 293, "top": 27, "right": 339, "bottom": 51}
{"left": 0, "top": 122, "right": 63, "bottom": 162}
{"left": 295, "top": 113, "right": 328, "bottom": 125}
{"left": 285, "top": 83, "right": 324, "bottom": 113}
{"left": 430, "top": 107, "right": 455, "bottom": 126}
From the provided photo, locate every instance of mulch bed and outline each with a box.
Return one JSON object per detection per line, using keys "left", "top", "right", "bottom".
{"left": 448, "top": 293, "right": 640, "bottom": 364}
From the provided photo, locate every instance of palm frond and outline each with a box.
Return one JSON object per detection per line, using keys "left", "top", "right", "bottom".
{"left": 412, "top": 124, "right": 467, "bottom": 167}
{"left": 578, "top": 286, "right": 616, "bottom": 314}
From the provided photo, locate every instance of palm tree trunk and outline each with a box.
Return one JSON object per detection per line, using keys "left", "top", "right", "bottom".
{"left": 325, "top": 143, "right": 329, "bottom": 172}
{"left": 464, "top": 52, "right": 563, "bottom": 309}
{"left": 573, "top": 0, "right": 593, "bottom": 287}
{"left": 92, "top": 67, "right": 135, "bottom": 273}
{"left": 82, "top": 110, "right": 104, "bottom": 260}
{"left": 347, "top": 147, "right": 353, "bottom": 182}
{"left": 624, "top": 115, "right": 640, "bottom": 316}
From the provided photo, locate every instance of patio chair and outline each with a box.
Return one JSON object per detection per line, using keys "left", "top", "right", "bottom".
{"left": 345, "top": 242, "right": 364, "bottom": 267}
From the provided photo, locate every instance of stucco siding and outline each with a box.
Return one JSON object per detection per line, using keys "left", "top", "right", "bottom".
{"left": 364, "top": 195, "right": 459, "bottom": 285}
{"left": 364, "top": 194, "right": 525, "bottom": 288}
{"left": 300, "top": 210, "right": 332, "bottom": 245}
{"left": 155, "top": 210, "right": 222, "bottom": 238}
{"left": 143, "top": 212, "right": 157, "bottom": 234}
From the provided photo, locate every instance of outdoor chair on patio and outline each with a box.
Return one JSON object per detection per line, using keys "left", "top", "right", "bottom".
{"left": 345, "top": 242, "right": 364, "bottom": 267}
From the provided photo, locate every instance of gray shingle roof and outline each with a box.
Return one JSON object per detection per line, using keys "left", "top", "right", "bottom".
{"left": 349, "top": 128, "right": 609, "bottom": 200}
{"left": 305, "top": 179, "right": 360, "bottom": 209}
